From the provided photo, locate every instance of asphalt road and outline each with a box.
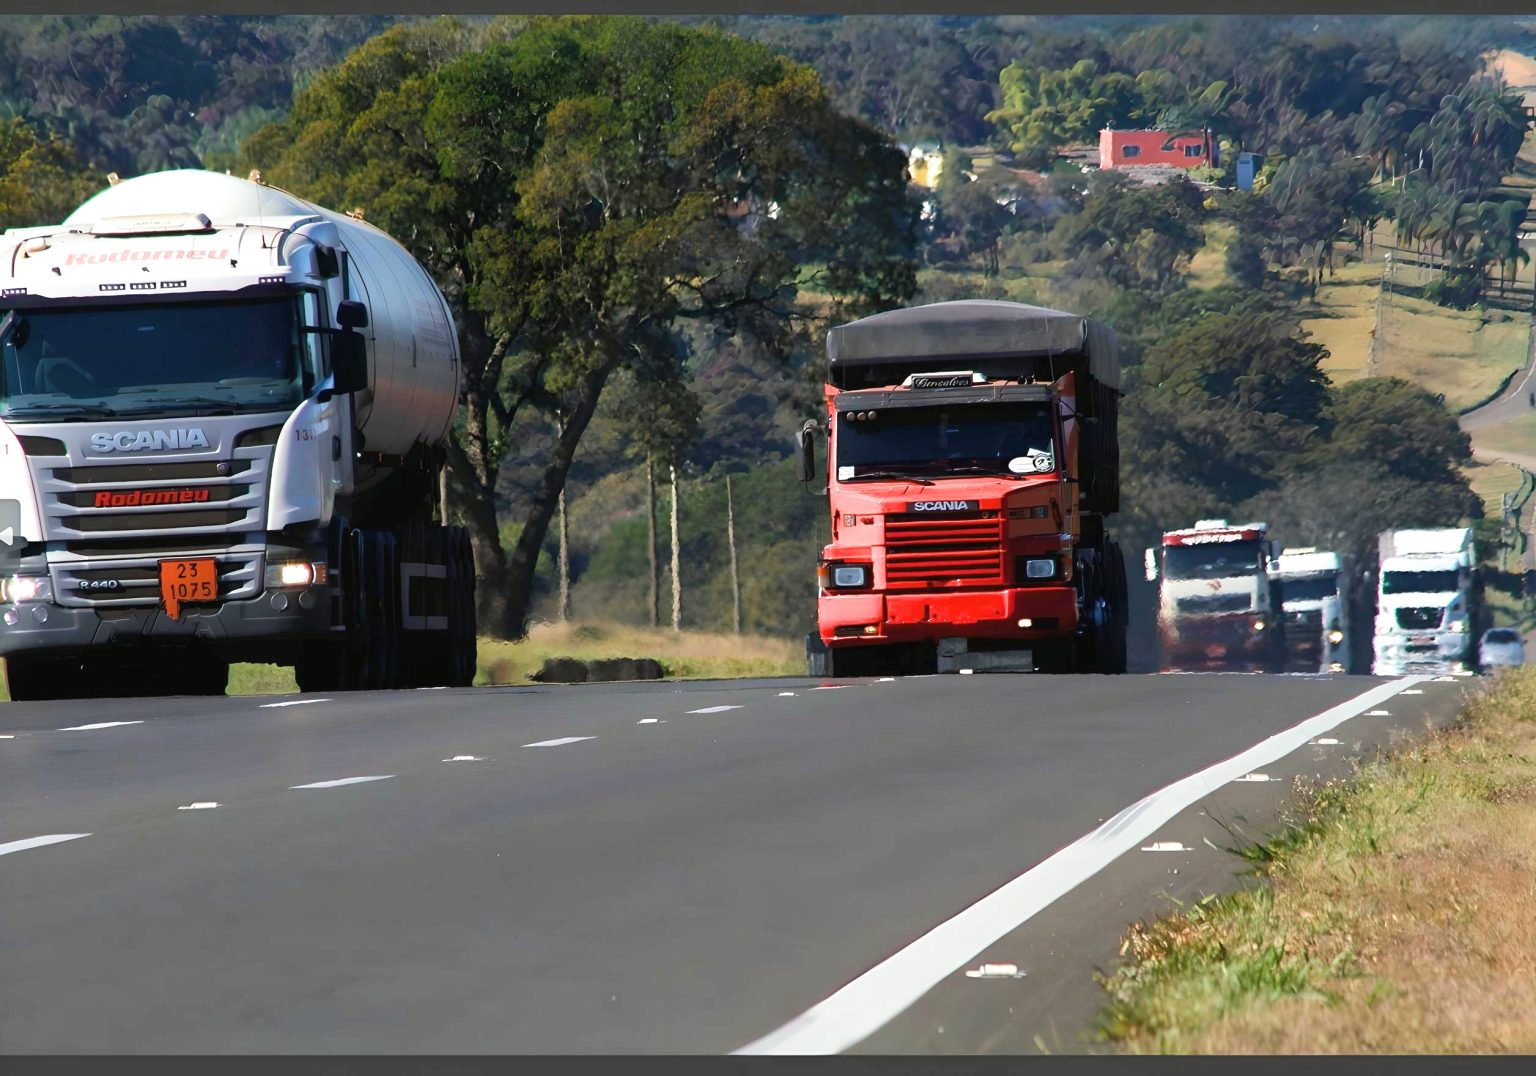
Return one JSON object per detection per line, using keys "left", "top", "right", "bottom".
{"left": 0, "top": 671, "right": 1467, "bottom": 1054}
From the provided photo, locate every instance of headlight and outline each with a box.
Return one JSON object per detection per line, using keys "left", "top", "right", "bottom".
{"left": 1328, "top": 630, "right": 1345, "bottom": 644}
{"left": 832, "top": 564, "right": 868, "bottom": 588}
{"left": 0, "top": 575, "right": 51, "bottom": 603}
{"left": 819, "top": 562, "right": 871, "bottom": 589}
{"left": 1023, "top": 558, "right": 1056, "bottom": 579}
{"left": 264, "top": 561, "right": 328, "bottom": 589}
{"left": 1252, "top": 618, "right": 1266, "bottom": 633}
{"left": 1446, "top": 619, "right": 1466, "bottom": 634}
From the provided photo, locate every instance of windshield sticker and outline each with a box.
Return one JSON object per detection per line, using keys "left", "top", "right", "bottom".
{"left": 837, "top": 465, "right": 855, "bottom": 481}
{"left": 1009, "top": 449, "right": 1053, "bottom": 474}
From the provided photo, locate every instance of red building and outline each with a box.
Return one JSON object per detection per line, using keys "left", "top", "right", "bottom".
{"left": 1098, "top": 129, "right": 1216, "bottom": 170}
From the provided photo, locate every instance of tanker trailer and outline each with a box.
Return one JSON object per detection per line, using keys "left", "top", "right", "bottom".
{"left": 0, "top": 170, "right": 474, "bottom": 700}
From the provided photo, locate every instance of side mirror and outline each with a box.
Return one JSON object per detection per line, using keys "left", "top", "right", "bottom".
{"left": 336, "top": 300, "right": 369, "bottom": 330}
{"left": 1144, "top": 547, "right": 1158, "bottom": 582}
{"left": 331, "top": 331, "right": 368, "bottom": 395}
{"left": 797, "top": 421, "right": 818, "bottom": 484}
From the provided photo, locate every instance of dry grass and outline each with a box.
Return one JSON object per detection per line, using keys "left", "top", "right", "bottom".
{"left": 1186, "top": 220, "right": 1234, "bottom": 290}
{"left": 474, "top": 620, "right": 801, "bottom": 685}
{"left": 1100, "top": 668, "right": 1536, "bottom": 1053}
{"left": 0, "top": 622, "right": 802, "bottom": 702}
{"left": 1470, "top": 414, "right": 1536, "bottom": 467}
{"left": 1302, "top": 254, "right": 1528, "bottom": 412}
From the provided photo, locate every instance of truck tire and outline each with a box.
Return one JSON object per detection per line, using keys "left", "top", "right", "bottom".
{"left": 449, "top": 526, "right": 477, "bottom": 687}
{"left": 806, "top": 632, "right": 831, "bottom": 677}
{"left": 4, "top": 654, "right": 65, "bottom": 701}
{"left": 186, "top": 659, "right": 230, "bottom": 697}
{"left": 1098, "top": 541, "right": 1129, "bottom": 674}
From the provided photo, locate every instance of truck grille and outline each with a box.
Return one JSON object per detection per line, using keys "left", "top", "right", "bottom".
{"left": 50, "top": 551, "right": 262, "bottom": 609}
{"left": 884, "top": 511, "right": 1004, "bottom": 588}
{"left": 31, "top": 449, "right": 269, "bottom": 541}
{"left": 1396, "top": 607, "right": 1443, "bottom": 630}
{"left": 1286, "top": 609, "right": 1324, "bottom": 659}
{"left": 1176, "top": 593, "right": 1252, "bottom": 615}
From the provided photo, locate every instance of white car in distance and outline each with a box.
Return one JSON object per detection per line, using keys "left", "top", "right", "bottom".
{"left": 1479, "top": 627, "right": 1525, "bottom": 670}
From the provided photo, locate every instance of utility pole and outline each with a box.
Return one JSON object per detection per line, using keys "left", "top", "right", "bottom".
{"left": 726, "top": 474, "right": 742, "bottom": 635}
{"left": 646, "top": 454, "right": 659, "bottom": 629}
{"left": 556, "top": 411, "right": 571, "bottom": 623}
{"left": 1368, "top": 251, "right": 1393, "bottom": 378}
{"left": 670, "top": 462, "right": 682, "bottom": 633}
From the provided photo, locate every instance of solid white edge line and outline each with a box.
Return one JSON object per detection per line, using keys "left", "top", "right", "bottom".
{"left": 733, "top": 675, "right": 1432, "bottom": 1055}
{"left": 290, "top": 775, "right": 395, "bottom": 789}
{"left": 0, "top": 833, "right": 91, "bottom": 856}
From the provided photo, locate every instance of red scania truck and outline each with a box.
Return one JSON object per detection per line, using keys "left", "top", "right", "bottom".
{"left": 800, "top": 300, "right": 1127, "bottom": 675}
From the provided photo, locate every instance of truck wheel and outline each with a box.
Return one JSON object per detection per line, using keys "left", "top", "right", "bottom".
{"left": 295, "top": 647, "right": 345, "bottom": 693}
{"left": 188, "top": 660, "right": 230, "bottom": 697}
{"left": 449, "top": 527, "right": 477, "bottom": 687}
{"left": 1100, "top": 542, "right": 1129, "bottom": 674}
{"left": 806, "top": 632, "right": 831, "bottom": 677}
{"left": 4, "top": 654, "right": 64, "bottom": 701}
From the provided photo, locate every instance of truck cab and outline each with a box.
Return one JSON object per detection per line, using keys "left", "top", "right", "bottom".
{"left": 1269, "top": 547, "right": 1350, "bottom": 673}
{"left": 0, "top": 171, "right": 474, "bottom": 700}
{"left": 803, "top": 300, "right": 1127, "bottom": 676}
{"left": 1372, "top": 527, "right": 1478, "bottom": 676}
{"left": 1147, "top": 520, "right": 1284, "bottom": 673}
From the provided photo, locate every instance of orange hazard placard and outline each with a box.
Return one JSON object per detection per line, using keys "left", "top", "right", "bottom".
{"left": 159, "top": 558, "right": 217, "bottom": 620}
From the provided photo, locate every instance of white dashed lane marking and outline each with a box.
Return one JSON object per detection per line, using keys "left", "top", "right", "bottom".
{"left": 57, "top": 721, "right": 143, "bottom": 731}
{"left": 688, "top": 706, "right": 742, "bottom": 714}
{"left": 0, "top": 834, "right": 91, "bottom": 857}
{"left": 524, "top": 737, "right": 595, "bottom": 748}
{"left": 177, "top": 802, "right": 219, "bottom": 810}
{"left": 260, "top": 699, "right": 331, "bottom": 709}
{"left": 290, "top": 775, "right": 395, "bottom": 789}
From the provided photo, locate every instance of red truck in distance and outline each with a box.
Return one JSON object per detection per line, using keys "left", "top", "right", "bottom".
{"left": 800, "top": 300, "right": 1128, "bottom": 676}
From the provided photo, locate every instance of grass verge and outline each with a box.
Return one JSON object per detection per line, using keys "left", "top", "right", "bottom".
{"left": 474, "top": 620, "right": 802, "bottom": 685}
{"left": 1303, "top": 254, "right": 1528, "bottom": 412}
{"left": 3, "top": 622, "right": 803, "bottom": 702}
{"left": 1099, "top": 668, "right": 1536, "bottom": 1053}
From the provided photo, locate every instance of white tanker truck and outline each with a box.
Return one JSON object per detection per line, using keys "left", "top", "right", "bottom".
{"left": 0, "top": 170, "right": 474, "bottom": 701}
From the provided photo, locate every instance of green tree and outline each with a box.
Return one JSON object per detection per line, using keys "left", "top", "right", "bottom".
{"left": 0, "top": 118, "right": 102, "bottom": 228}
{"left": 243, "top": 16, "right": 916, "bottom": 638}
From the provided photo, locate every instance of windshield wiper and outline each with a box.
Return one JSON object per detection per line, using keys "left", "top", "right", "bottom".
{"left": 941, "top": 464, "right": 1013, "bottom": 476}
{"left": 3, "top": 401, "right": 118, "bottom": 419}
{"left": 114, "top": 395, "right": 241, "bottom": 415}
{"left": 843, "top": 469, "right": 934, "bottom": 485}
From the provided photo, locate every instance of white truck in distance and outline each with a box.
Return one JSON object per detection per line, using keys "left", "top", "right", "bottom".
{"left": 1147, "top": 519, "right": 1284, "bottom": 673}
{"left": 1269, "top": 548, "right": 1350, "bottom": 673}
{"left": 1372, "top": 527, "right": 1478, "bottom": 676}
{"left": 0, "top": 170, "right": 475, "bottom": 701}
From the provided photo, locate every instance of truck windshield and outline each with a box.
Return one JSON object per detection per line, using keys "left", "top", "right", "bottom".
{"left": 0, "top": 297, "right": 311, "bottom": 422}
{"left": 1276, "top": 576, "right": 1337, "bottom": 603}
{"left": 1163, "top": 539, "right": 1261, "bottom": 580}
{"left": 1382, "top": 570, "right": 1459, "bottom": 594}
{"left": 835, "top": 401, "right": 1055, "bottom": 480}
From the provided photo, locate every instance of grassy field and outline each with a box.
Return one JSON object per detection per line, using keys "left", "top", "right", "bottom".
{"left": 1101, "top": 669, "right": 1536, "bottom": 1053}
{"left": 474, "top": 621, "right": 802, "bottom": 685}
{"left": 0, "top": 622, "right": 803, "bottom": 702}
{"left": 1301, "top": 253, "right": 1529, "bottom": 412}
{"left": 1470, "top": 413, "right": 1536, "bottom": 465}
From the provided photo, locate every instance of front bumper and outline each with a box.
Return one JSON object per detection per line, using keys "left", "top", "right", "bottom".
{"left": 1373, "top": 633, "right": 1469, "bottom": 675}
{"left": 819, "top": 586, "right": 1078, "bottom": 647}
{"left": 0, "top": 587, "right": 332, "bottom": 661}
{"left": 1161, "top": 615, "right": 1271, "bottom": 669}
